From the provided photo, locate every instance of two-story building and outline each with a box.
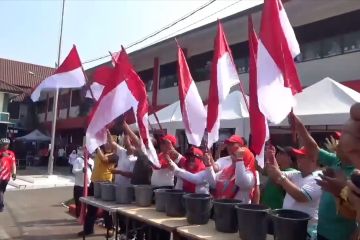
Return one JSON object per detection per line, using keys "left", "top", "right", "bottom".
{"left": 36, "top": 0, "right": 360, "bottom": 147}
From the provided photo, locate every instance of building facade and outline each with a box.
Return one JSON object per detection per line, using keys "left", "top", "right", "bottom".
{"left": 36, "top": 0, "right": 360, "bottom": 147}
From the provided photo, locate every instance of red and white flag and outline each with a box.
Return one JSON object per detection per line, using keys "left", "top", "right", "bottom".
{"left": 206, "top": 21, "right": 240, "bottom": 148}
{"left": 31, "top": 45, "right": 86, "bottom": 102}
{"left": 248, "top": 16, "right": 268, "bottom": 168}
{"left": 86, "top": 47, "right": 159, "bottom": 167}
{"left": 177, "top": 43, "right": 206, "bottom": 146}
{"left": 257, "top": 0, "right": 302, "bottom": 124}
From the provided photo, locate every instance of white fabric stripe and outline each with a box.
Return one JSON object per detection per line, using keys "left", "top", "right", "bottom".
{"left": 86, "top": 81, "right": 138, "bottom": 153}
{"left": 257, "top": 41, "right": 296, "bottom": 124}
{"left": 86, "top": 82, "right": 104, "bottom": 101}
{"left": 208, "top": 52, "right": 240, "bottom": 148}
{"left": 31, "top": 67, "right": 86, "bottom": 102}
{"left": 279, "top": 4, "right": 300, "bottom": 58}
{"left": 184, "top": 81, "right": 206, "bottom": 146}
{"left": 207, "top": 105, "right": 221, "bottom": 149}
{"left": 216, "top": 52, "right": 240, "bottom": 102}
{"left": 140, "top": 113, "right": 160, "bottom": 168}
{"left": 255, "top": 119, "right": 269, "bottom": 168}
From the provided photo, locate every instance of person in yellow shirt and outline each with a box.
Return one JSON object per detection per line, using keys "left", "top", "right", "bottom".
{"left": 78, "top": 136, "right": 118, "bottom": 238}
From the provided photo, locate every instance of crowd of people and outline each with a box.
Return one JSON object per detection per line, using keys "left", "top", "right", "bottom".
{"left": 61, "top": 103, "right": 360, "bottom": 239}
{"left": 0, "top": 100, "right": 358, "bottom": 240}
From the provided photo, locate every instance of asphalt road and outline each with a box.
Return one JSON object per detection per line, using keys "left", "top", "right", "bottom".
{"left": 0, "top": 187, "right": 106, "bottom": 240}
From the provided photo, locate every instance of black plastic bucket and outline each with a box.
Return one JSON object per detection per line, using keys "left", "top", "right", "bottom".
{"left": 164, "top": 190, "right": 185, "bottom": 217}
{"left": 271, "top": 209, "right": 311, "bottom": 240}
{"left": 183, "top": 193, "right": 212, "bottom": 225}
{"left": 154, "top": 189, "right": 168, "bottom": 212}
{"left": 134, "top": 185, "right": 153, "bottom": 207}
{"left": 213, "top": 199, "right": 242, "bottom": 233}
{"left": 115, "top": 185, "right": 134, "bottom": 204}
{"left": 236, "top": 204, "right": 269, "bottom": 240}
{"left": 94, "top": 181, "right": 106, "bottom": 198}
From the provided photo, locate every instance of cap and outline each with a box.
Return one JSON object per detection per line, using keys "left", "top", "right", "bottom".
{"left": 334, "top": 131, "right": 341, "bottom": 140}
{"left": 276, "top": 146, "right": 296, "bottom": 161}
{"left": 188, "top": 147, "right": 204, "bottom": 158}
{"left": 291, "top": 147, "right": 307, "bottom": 156}
{"left": 161, "top": 134, "right": 177, "bottom": 146}
{"left": 0, "top": 138, "right": 10, "bottom": 145}
{"left": 225, "top": 135, "right": 244, "bottom": 145}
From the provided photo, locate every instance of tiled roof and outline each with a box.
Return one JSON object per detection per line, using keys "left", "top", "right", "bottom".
{"left": 0, "top": 58, "right": 54, "bottom": 90}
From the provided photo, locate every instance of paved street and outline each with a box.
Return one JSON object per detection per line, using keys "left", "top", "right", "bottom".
{"left": 0, "top": 187, "right": 107, "bottom": 240}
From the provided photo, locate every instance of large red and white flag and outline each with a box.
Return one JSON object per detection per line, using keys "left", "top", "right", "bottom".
{"left": 248, "top": 16, "right": 268, "bottom": 168}
{"left": 257, "top": 0, "right": 302, "bottom": 124}
{"left": 31, "top": 45, "right": 86, "bottom": 101}
{"left": 177, "top": 43, "right": 206, "bottom": 146}
{"left": 86, "top": 47, "right": 159, "bottom": 167}
{"left": 206, "top": 21, "right": 240, "bottom": 148}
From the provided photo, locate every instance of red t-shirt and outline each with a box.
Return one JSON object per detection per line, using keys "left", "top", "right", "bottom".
{"left": 0, "top": 150, "right": 15, "bottom": 181}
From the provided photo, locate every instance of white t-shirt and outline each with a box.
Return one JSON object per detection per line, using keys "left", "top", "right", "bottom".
{"left": 215, "top": 156, "right": 232, "bottom": 170}
{"left": 282, "top": 170, "right": 322, "bottom": 227}
{"left": 115, "top": 145, "right": 136, "bottom": 186}
{"left": 72, "top": 157, "right": 94, "bottom": 187}
{"left": 151, "top": 154, "right": 183, "bottom": 187}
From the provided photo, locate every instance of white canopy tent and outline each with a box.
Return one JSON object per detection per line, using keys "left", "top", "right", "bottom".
{"left": 15, "top": 129, "right": 51, "bottom": 142}
{"left": 274, "top": 77, "right": 360, "bottom": 127}
{"left": 148, "top": 90, "right": 250, "bottom": 137}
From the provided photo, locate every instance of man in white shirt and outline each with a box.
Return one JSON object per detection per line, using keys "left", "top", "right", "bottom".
{"left": 266, "top": 146, "right": 322, "bottom": 231}
{"left": 72, "top": 147, "right": 94, "bottom": 218}
{"left": 108, "top": 132, "right": 136, "bottom": 187}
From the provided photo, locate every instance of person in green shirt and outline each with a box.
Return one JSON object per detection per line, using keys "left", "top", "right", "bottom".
{"left": 261, "top": 146, "right": 296, "bottom": 209}
{"left": 292, "top": 113, "right": 357, "bottom": 240}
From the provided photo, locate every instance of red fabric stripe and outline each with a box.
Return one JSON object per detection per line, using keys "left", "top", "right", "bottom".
{"left": 207, "top": 21, "right": 235, "bottom": 132}
{"left": 177, "top": 45, "right": 192, "bottom": 133}
{"left": 248, "top": 16, "right": 266, "bottom": 155}
{"left": 55, "top": 45, "right": 82, "bottom": 74}
{"left": 259, "top": 0, "right": 302, "bottom": 95}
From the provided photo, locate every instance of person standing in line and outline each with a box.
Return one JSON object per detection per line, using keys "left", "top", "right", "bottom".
{"left": 72, "top": 147, "right": 94, "bottom": 218}
{"left": 78, "top": 136, "right": 118, "bottom": 238}
{"left": 261, "top": 146, "right": 297, "bottom": 209}
{"left": 0, "top": 138, "right": 16, "bottom": 212}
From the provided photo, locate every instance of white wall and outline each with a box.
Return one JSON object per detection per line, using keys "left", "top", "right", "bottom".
{"left": 58, "top": 109, "right": 67, "bottom": 119}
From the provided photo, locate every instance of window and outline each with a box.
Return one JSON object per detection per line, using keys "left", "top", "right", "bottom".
{"left": 188, "top": 51, "right": 212, "bottom": 82}
{"left": 8, "top": 102, "right": 20, "bottom": 119}
{"left": 59, "top": 93, "right": 70, "bottom": 109}
{"left": 322, "top": 35, "right": 342, "bottom": 57}
{"left": 48, "top": 98, "right": 53, "bottom": 112}
{"left": 301, "top": 40, "right": 322, "bottom": 61}
{"left": 234, "top": 57, "right": 248, "bottom": 74}
{"left": 159, "top": 74, "right": 177, "bottom": 89}
{"left": 343, "top": 30, "right": 360, "bottom": 53}
{"left": 146, "top": 80, "right": 153, "bottom": 92}
{"left": 71, "top": 90, "right": 81, "bottom": 107}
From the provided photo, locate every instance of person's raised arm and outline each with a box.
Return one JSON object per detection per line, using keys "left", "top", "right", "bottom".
{"left": 232, "top": 148, "right": 255, "bottom": 189}
{"left": 169, "top": 158, "right": 210, "bottom": 185}
{"left": 96, "top": 148, "right": 109, "bottom": 163}
{"left": 122, "top": 121, "right": 141, "bottom": 149}
{"left": 106, "top": 129, "right": 119, "bottom": 152}
{"left": 291, "top": 113, "right": 318, "bottom": 157}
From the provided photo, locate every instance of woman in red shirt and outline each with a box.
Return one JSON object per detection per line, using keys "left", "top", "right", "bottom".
{"left": 0, "top": 138, "right": 16, "bottom": 212}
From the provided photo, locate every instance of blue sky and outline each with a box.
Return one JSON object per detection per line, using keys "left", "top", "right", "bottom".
{"left": 0, "top": 0, "right": 209, "bottom": 68}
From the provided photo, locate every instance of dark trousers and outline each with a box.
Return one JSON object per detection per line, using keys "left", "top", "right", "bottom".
{"left": 73, "top": 185, "right": 84, "bottom": 218}
{"left": 0, "top": 180, "right": 9, "bottom": 211}
{"left": 84, "top": 182, "right": 113, "bottom": 234}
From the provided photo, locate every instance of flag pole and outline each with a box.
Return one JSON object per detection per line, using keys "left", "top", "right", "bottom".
{"left": 48, "top": 0, "right": 65, "bottom": 175}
